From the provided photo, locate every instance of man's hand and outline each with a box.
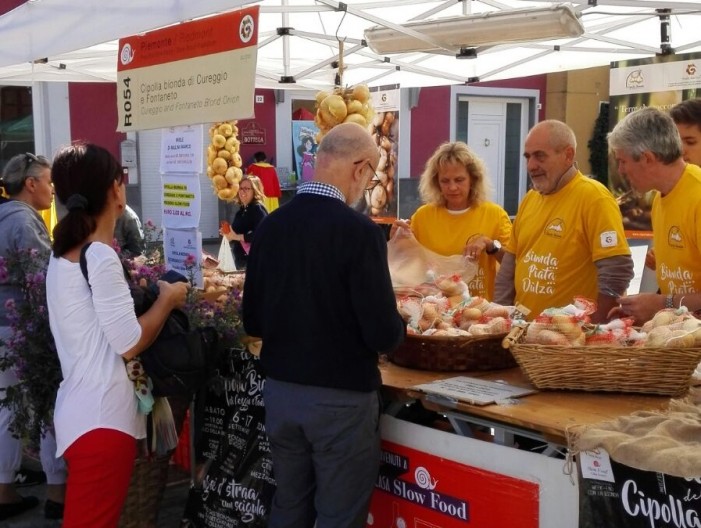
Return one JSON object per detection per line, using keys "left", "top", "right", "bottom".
{"left": 608, "top": 293, "right": 666, "bottom": 325}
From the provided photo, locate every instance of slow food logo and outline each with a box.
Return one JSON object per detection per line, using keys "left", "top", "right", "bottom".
{"left": 239, "top": 14, "right": 255, "bottom": 43}
{"left": 120, "top": 43, "right": 135, "bottom": 66}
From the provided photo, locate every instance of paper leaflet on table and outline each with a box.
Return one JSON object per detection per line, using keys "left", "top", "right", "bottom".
{"left": 411, "top": 376, "right": 537, "bottom": 406}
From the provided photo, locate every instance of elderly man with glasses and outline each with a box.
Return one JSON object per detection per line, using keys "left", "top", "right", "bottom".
{"left": 243, "top": 123, "right": 405, "bottom": 528}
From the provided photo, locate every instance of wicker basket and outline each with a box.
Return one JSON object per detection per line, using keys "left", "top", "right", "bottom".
{"left": 118, "top": 452, "right": 171, "bottom": 528}
{"left": 389, "top": 333, "right": 516, "bottom": 372}
{"left": 509, "top": 343, "right": 701, "bottom": 396}
{"left": 119, "top": 396, "right": 190, "bottom": 527}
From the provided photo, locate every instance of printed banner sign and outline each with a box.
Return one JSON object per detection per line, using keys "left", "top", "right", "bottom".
{"left": 366, "top": 84, "right": 400, "bottom": 222}
{"left": 292, "top": 120, "right": 318, "bottom": 183}
{"left": 117, "top": 7, "right": 258, "bottom": 131}
{"left": 367, "top": 440, "right": 539, "bottom": 527}
{"left": 578, "top": 451, "right": 701, "bottom": 528}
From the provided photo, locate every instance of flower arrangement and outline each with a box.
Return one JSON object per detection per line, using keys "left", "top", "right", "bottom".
{"left": 0, "top": 247, "right": 59, "bottom": 442}
{"left": 0, "top": 221, "right": 246, "bottom": 441}
{"left": 127, "top": 221, "right": 245, "bottom": 345}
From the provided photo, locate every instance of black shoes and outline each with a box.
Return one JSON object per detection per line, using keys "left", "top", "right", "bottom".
{"left": 0, "top": 495, "right": 39, "bottom": 521}
{"left": 14, "top": 467, "right": 47, "bottom": 488}
{"left": 44, "top": 498, "right": 64, "bottom": 520}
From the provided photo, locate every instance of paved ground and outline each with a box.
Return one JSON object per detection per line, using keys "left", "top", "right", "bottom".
{"left": 5, "top": 463, "right": 192, "bottom": 528}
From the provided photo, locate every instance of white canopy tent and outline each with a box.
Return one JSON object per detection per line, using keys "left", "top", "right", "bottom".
{"left": 0, "top": 0, "right": 699, "bottom": 89}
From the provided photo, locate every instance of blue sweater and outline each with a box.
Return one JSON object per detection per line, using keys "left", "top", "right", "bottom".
{"left": 242, "top": 192, "right": 405, "bottom": 392}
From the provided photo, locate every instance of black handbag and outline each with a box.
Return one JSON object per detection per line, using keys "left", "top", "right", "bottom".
{"left": 79, "top": 243, "right": 221, "bottom": 398}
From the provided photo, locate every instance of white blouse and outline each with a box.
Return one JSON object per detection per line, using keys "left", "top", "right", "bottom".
{"left": 47, "top": 242, "right": 144, "bottom": 456}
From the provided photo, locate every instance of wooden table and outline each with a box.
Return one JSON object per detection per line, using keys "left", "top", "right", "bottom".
{"left": 380, "top": 361, "right": 671, "bottom": 447}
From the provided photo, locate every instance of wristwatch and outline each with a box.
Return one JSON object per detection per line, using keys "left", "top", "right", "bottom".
{"left": 486, "top": 240, "right": 502, "bottom": 255}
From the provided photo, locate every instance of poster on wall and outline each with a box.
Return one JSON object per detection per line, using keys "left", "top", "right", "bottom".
{"left": 163, "top": 226, "right": 203, "bottom": 288}
{"left": 291, "top": 120, "right": 318, "bottom": 183}
{"left": 367, "top": 439, "right": 539, "bottom": 527}
{"left": 161, "top": 174, "right": 202, "bottom": 229}
{"left": 609, "top": 51, "right": 701, "bottom": 236}
{"left": 160, "top": 125, "right": 204, "bottom": 174}
{"left": 116, "top": 6, "right": 259, "bottom": 132}
{"left": 365, "top": 84, "right": 400, "bottom": 223}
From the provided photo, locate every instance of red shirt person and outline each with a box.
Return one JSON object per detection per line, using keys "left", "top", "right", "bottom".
{"left": 246, "top": 151, "right": 281, "bottom": 212}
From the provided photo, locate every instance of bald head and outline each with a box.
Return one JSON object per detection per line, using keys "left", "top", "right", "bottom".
{"left": 528, "top": 120, "right": 577, "bottom": 152}
{"left": 316, "top": 123, "right": 377, "bottom": 167}
{"left": 314, "top": 123, "right": 379, "bottom": 205}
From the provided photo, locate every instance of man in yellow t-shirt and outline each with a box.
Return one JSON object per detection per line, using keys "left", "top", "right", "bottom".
{"left": 610, "top": 107, "right": 701, "bottom": 324}
{"left": 494, "top": 120, "right": 633, "bottom": 321}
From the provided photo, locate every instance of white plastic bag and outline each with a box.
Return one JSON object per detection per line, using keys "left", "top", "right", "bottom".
{"left": 217, "top": 236, "right": 237, "bottom": 273}
{"left": 387, "top": 226, "right": 477, "bottom": 289}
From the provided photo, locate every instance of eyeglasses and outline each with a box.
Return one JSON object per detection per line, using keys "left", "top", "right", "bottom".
{"left": 353, "top": 159, "right": 381, "bottom": 191}
{"left": 239, "top": 186, "right": 253, "bottom": 192}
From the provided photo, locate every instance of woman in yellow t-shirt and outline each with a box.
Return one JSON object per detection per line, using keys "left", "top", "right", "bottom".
{"left": 401, "top": 141, "right": 512, "bottom": 300}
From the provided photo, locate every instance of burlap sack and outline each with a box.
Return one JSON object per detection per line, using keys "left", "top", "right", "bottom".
{"left": 570, "top": 389, "right": 701, "bottom": 478}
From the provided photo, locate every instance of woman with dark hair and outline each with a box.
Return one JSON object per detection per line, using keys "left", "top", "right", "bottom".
{"left": 0, "top": 152, "right": 66, "bottom": 521}
{"left": 46, "top": 143, "right": 187, "bottom": 527}
{"left": 220, "top": 174, "right": 268, "bottom": 270}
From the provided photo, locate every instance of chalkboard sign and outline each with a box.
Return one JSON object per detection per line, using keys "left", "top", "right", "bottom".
{"left": 579, "top": 453, "right": 701, "bottom": 528}
{"left": 182, "top": 347, "right": 275, "bottom": 527}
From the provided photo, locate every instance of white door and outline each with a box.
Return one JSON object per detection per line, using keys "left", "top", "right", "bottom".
{"left": 467, "top": 118, "right": 504, "bottom": 204}
{"left": 456, "top": 96, "right": 530, "bottom": 216}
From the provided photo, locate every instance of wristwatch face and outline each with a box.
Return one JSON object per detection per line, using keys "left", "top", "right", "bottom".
{"left": 487, "top": 240, "right": 502, "bottom": 254}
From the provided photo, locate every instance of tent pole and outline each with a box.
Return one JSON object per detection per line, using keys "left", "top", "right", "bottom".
{"left": 282, "top": 0, "right": 291, "bottom": 79}
{"left": 656, "top": 8, "right": 674, "bottom": 56}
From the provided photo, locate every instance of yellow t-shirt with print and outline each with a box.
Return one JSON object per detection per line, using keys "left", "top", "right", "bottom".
{"left": 506, "top": 172, "right": 630, "bottom": 318}
{"left": 411, "top": 202, "right": 512, "bottom": 300}
{"left": 652, "top": 164, "right": 701, "bottom": 295}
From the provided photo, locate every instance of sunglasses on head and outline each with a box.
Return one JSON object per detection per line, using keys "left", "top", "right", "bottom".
{"left": 22, "top": 153, "right": 50, "bottom": 183}
{"left": 24, "top": 152, "right": 40, "bottom": 168}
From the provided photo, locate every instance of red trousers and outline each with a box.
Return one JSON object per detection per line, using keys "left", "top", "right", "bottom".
{"left": 62, "top": 428, "right": 137, "bottom": 528}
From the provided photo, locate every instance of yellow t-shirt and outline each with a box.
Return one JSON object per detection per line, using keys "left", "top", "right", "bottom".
{"left": 41, "top": 199, "right": 57, "bottom": 240}
{"left": 410, "top": 202, "right": 512, "bottom": 300}
{"left": 652, "top": 164, "right": 701, "bottom": 295}
{"left": 506, "top": 172, "right": 630, "bottom": 317}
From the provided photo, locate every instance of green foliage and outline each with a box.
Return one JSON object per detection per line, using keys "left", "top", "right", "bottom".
{"left": 588, "top": 102, "right": 610, "bottom": 185}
